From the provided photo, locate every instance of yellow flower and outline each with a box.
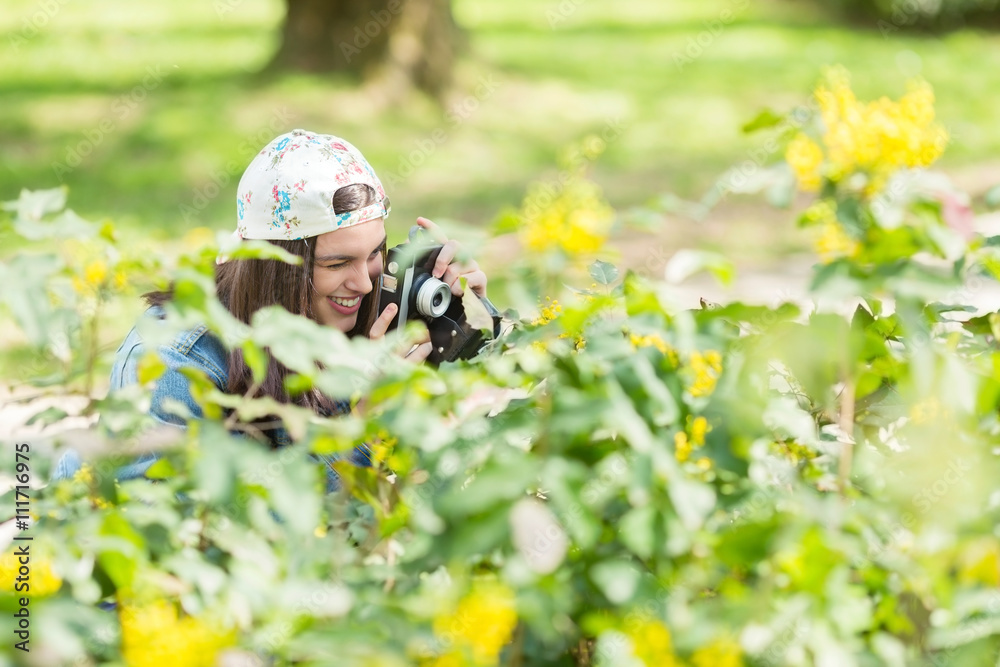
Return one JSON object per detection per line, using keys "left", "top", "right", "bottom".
{"left": 423, "top": 651, "right": 468, "bottom": 667}
{"left": 84, "top": 259, "right": 108, "bottom": 286}
{"left": 0, "top": 551, "right": 62, "bottom": 597}
{"left": 518, "top": 174, "right": 614, "bottom": 258}
{"left": 625, "top": 619, "right": 678, "bottom": 667}
{"left": 72, "top": 464, "right": 95, "bottom": 485}
{"left": 674, "top": 431, "right": 693, "bottom": 463}
{"left": 675, "top": 416, "right": 711, "bottom": 463}
{"left": 689, "top": 416, "right": 710, "bottom": 446}
{"left": 433, "top": 581, "right": 517, "bottom": 665}
{"left": 370, "top": 437, "right": 397, "bottom": 465}
{"left": 531, "top": 299, "right": 563, "bottom": 326}
{"left": 957, "top": 539, "right": 1000, "bottom": 587}
{"left": 119, "top": 600, "right": 235, "bottom": 667}
{"left": 786, "top": 134, "right": 824, "bottom": 192}
{"left": 800, "top": 199, "right": 837, "bottom": 226}
{"left": 113, "top": 269, "right": 128, "bottom": 290}
{"left": 909, "top": 396, "right": 940, "bottom": 425}
{"left": 813, "top": 222, "right": 860, "bottom": 264}
{"left": 691, "top": 637, "right": 744, "bottom": 667}
{"left": 687, "top": 350, "right": 723, "bottom": 398}
{"left": 812, "top": 67, "right": 947, "bottom": 190}
{"left": 629, "top": 333, "right": 680, "bottom": 366}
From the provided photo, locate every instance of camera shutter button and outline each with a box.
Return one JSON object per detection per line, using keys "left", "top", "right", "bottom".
{"left": 387, "top": 261, "right": 399, "bottom": 274}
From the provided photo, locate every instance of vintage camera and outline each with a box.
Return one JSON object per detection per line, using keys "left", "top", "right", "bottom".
{"left": 377, "top": 227, "right": 501, "bottom": 365}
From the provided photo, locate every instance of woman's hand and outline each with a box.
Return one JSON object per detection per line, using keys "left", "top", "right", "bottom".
{"left": 368, "top": 302, "right": 433, "bottom": 362}
{"left": 416, "top": 217, "right": 488, "bottom": 298}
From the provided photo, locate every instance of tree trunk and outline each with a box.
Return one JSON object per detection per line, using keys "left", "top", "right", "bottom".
{"left": 269, "top": 0, "right": 461, "bottom": 99}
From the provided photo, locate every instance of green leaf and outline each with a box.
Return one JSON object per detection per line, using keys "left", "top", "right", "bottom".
{"left": 144, "top": 458, "right": 177, "bottom": 480}
{"left": 741, "top": 108, "right": 786, "bottom": 134}
{"left": 668, "top": 477, "right": 716, "bottom": 531}
{"left": 590, "top": 560, "right": 641, "bottom": 605}
{"left": 242, "top": 340, "right": 268, "bottom": 386}
{"left": 663, "top": 250, "right": 734, "bottom": 286}
{"left": 26, "top": 406, "right": 68, "bottom": 427}
{"left": 2, "top": 187, "right": 68, "bottom": 221}
{"left": 588, "top": 260, "right": 619, "bottom": 286}
{"left": 619, "top": 506, "right": 656, "bottom": 559}
{"left": 97, "top": 512, "right": 145, "bottom": 590}
{"left": 492, "top": 207, "right": 522, "bottom": 235}
{"left": 284, "top": 373, "right": 314, "bottom": 396}
{"left": 0, "top": 253, "right": 68, "bottom": 345}
{"left": 137, "top": 353, "right": 167, "bottom": 385}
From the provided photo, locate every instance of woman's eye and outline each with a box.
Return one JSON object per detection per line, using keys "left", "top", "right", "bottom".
{"left": 324, "top": 262, "right": 348, "bottom": 270}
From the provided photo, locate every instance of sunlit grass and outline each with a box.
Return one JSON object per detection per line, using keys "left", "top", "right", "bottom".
{"left": 2, "top": 0, "right": 1000, "bottom": 247}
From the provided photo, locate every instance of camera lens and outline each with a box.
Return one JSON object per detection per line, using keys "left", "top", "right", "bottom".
{"left": 414, "top": 276, "right": 451, "bottom": 318}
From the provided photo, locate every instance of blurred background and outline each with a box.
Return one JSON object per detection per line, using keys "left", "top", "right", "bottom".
{"left": 3, "top": 0, "right": 1000, "bottom": 288}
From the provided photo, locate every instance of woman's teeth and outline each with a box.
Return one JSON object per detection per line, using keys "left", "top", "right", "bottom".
{"left": 330, "top": 296, "right": 360, "bottom": 307}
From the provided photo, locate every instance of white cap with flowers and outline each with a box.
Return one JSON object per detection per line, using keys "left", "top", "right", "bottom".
{"left": 234, "top": 129, "right": 390, "bottom": 241}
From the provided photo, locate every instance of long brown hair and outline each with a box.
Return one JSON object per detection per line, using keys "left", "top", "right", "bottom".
{"left": 145, "top": 183, "right": 386, "bottom": 424}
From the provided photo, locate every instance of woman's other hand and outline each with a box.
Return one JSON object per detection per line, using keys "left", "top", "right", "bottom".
{"left": 368, "top": 302, "right": 433, "bottom": 362}
{"left": 416, "top": 217, "right": 488, "bottom": 298}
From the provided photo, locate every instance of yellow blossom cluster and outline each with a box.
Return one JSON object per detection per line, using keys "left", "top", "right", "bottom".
{"left": 909, "top": 396, "right": 944, "bottom": 425}
{"left": 814, "top": 221, "right": 860, "bottom": 264}
{"left": 70, "top": 464, "right": 114, "bottom": 509}
{"left": 518, "top": 173, "right": 614, "bottom": 258}
{"left": 787, "top": 67, "right": 948, "bottom": 193}
{"left": 625, "top": 619, "right": 679, "bottom": 667}
{"left": 691, "top": 637, "right": 744, "bottom": 667}
{"left": 629, "top": 333, "right": 680, "bottom": 367}
{"left": 686, "top": 350, "right": 723, "bottom": 397}
{"left": 531, "top": 298, "right": 563, "bottom": 326}
{"left": 674, "top": 415, "right": 710, "bottom": 463}
{"left": 798, "top": 195, "right": 860, "bottom": 264}
{"left": 431, "top": 581, "right": 518, "bottom": 665}
{"left": 0, "top": 551, "right": 62, "bottom": 597}
{"left": 956, "top": 538, "right": 1000, "bottom": 587}
{"left": 119, "top": 600, "right": 235, "bottom": 667}
{"left": 773, "top": 440, "right": 817, "bottom": 466}
{"left": 786, "top": 134, "right": 824, "bottom": 192}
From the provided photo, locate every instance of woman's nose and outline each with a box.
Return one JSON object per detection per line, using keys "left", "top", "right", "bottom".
{"left": 348, "top": 263, "right": 373, "bottom": 294}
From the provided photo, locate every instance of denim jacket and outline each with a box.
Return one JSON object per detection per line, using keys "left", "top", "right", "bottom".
{"left": 53, "top": 306, "right": 370, "bottom": 490}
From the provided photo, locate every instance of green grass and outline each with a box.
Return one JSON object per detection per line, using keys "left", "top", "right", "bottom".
{"left": 3, "top": 0, "right": 1000, "bottom": 246}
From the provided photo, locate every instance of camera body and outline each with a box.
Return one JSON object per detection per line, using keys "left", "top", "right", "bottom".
{"left": 377, "top": 228, "right": 501, "bottom": 365}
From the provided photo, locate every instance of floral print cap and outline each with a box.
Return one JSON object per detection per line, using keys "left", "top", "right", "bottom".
{"left": 234, "top": 129, "right": 390, "bottom": 240}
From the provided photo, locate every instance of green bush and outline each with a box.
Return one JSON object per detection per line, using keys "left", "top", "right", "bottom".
{"left": 3, "top": 70, "right": 1000, "bottom": 666}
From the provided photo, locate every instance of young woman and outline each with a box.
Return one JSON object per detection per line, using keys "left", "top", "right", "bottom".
{"left": 54, "top": 129, "right": 488, "bottom": 487}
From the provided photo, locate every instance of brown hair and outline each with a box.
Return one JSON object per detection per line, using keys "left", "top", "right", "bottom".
{"left": 144, "top": 183, "right": 387, "bottom": 429}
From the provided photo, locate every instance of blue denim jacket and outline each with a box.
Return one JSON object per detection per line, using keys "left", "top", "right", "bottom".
{"left": 53, "top": 306, "right": 370, "bottom": 490}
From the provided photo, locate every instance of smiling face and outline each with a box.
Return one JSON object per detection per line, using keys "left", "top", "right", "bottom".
{"left": 310, "top": 218, "right": 387, "bottom": 332}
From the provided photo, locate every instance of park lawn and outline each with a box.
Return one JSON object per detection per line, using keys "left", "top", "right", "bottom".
{"left": 2, "top": 0, "right": 1000, "bottom": 247}
{"left": 3, "top": 0, "right": 1000, "bottom": 382}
